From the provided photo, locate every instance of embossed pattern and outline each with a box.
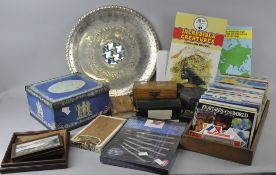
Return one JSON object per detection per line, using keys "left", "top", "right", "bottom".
{"left": 66, "top": 5, "right": 159, "bottom": 96}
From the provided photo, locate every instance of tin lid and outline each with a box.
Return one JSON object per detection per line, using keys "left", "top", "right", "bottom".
{"left": 25, "top": 73, "right": 110, "bottom": 109}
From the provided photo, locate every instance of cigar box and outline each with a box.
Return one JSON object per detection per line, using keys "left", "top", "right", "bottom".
{"left": 0, "top": 129, "right": 69, "bottom": 174}
{"left": 25, "top": 73, "right": 111, "bottom": 130}
{"left": 133, "top": 81, "right": 177, "bottom": 101}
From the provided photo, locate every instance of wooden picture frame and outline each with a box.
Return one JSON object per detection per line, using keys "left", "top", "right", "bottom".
{"left": 0, "top": 129, "right": 69, "bottom": 174}
{"left": 11, "top": 134, "right": 63, "bottom": 162}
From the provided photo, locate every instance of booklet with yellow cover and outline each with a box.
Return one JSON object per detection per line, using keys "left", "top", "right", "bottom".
{"left": 166, "top": 12, "right": 228, "bottom": 87}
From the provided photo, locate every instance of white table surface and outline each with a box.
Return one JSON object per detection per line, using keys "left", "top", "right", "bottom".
{"left": 1, "top": 0, "right": 276, "bottom": 174}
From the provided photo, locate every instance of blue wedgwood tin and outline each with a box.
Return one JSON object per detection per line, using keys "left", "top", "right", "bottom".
{"left": 25, "top": 73, "right": 111, "bottom": 130}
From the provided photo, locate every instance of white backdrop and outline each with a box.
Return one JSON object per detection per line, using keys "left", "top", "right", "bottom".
{"left": 0, "top": 0, "right": 276, "bottom": 174}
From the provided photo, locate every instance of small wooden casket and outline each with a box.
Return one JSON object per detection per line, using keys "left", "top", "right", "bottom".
{"left": 133, "top": 81, "right": 177, "bottom": 101}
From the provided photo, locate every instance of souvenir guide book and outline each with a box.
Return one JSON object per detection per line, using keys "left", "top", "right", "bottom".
{"left": 100, "top": 117, "right": 186, "bottom": 175}
{"left": 218, "top": 26, "right": 252, "bottom": 77}
{"left": 166, "top": 12, "right": 227, "bottom": 87}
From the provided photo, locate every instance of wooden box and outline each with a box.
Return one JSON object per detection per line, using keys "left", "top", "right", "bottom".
{"left": 0, "top": 129, "right": 69, "bottom": 174}
{"left": 133, "top": 81, "right": 177, "bottom": 101}
{"left": 181, "top": 100, "right": 270, "bottom": 165}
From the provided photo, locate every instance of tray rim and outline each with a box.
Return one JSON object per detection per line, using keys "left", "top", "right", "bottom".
{"left": 65, "top": 5, "right": 160, "bottom": 96}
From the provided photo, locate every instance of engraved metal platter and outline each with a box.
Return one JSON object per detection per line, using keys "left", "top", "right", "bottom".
{"left": 66, "top": 5, "right": 159, "bottom": 96}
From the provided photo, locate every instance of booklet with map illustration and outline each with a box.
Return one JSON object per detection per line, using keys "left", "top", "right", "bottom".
{"left": 218, "top": 26, "right": 252, "bottom": 77}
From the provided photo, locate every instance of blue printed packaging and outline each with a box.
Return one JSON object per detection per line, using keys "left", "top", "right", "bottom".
{"left": 25, "top": 73, "right": 111, "bottom": 130}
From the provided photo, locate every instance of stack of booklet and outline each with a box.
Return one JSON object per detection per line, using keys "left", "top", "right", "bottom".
{"left": 191, "top": 75, "right": 269, "bottom": 148}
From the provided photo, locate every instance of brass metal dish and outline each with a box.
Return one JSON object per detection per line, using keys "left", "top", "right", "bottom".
{"left": 66, "top": 5, "right": 159, "bottom": 96}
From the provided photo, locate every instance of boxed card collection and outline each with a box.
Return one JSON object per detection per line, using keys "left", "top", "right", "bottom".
{"left": 187, "top": 75, "right": 268, "bottom": 149}
{"left": 0, "top": 4, "right": 270, "bottom": 175}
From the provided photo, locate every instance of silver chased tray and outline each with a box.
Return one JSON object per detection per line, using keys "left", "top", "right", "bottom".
{"left": 66, "top": 5, "right": 159, "bottom": 96}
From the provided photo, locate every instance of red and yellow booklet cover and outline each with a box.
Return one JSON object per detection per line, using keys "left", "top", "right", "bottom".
{"left": 166, "top": 13, "right": 228, "bottom": 87}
